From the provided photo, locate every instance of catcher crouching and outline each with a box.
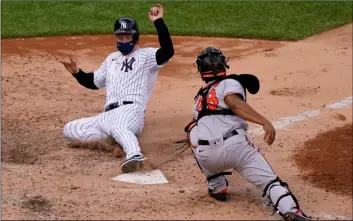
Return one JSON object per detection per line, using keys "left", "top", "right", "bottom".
{"left": 184, "top": 47, "right": 309, "bottom": 221}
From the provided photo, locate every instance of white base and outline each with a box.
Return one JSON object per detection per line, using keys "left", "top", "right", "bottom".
{"left": 111, "top": 169, "right": 169, "bottom": 185}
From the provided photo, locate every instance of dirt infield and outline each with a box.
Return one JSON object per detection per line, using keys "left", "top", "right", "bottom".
{"left": 2, "top": 24, "right": 352, "bottom": 220}
{"left": 294, "top": 123, "right": 352, "bottom": 197}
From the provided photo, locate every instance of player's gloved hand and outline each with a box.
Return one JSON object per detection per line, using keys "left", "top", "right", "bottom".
{"left": 60, "top": 56, "right": 79, "bottom": 75}
{"left": 148, "top": 4, "right": 164, "bottom": 22}
{"left": 263, "top": 120, "right": 276, "bottom": 146}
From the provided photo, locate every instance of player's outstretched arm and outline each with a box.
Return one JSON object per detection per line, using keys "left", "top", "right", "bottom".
{"left": 60, "top": 56, "right": 99, "bottom": 90}
{"left": 224, "top": 94, "right": 276, "bottom": 145}
{"left": 148, "top": 4, "right": 174, "bottom": 65}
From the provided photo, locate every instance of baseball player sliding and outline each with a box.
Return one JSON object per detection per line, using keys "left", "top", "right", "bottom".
{"left": 60, "top": 4, "right": 174, "bottom": 173}
{"left": 184, "top": 47, "right": 309, "bottom": 221}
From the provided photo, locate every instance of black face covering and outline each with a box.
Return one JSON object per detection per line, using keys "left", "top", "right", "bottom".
{"left": 117, "top": 41, "right": 135, "bottom": 55}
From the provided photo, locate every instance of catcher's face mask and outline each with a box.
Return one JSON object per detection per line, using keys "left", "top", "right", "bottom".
{"left": 193, "top": 47, "right": 230, "bottom": 81}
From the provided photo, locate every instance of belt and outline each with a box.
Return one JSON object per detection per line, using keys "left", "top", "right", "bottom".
{"left": 104, "top": 101, "right": 134, "bottom": 112}
{"left": 198, "top": 129, "right": 239, "bottom": 145}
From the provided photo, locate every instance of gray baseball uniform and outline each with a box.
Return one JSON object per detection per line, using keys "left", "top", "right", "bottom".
{"left": 188, "top": 78, "right": 300, "bottom": 215}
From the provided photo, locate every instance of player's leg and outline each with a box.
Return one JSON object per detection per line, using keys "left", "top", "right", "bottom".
{"left": 191, "top": 146, "right": 229, "bottom": 201}
{"left": 63, "top": 115, "right": 108, "bottom": 142}
{"left": 105, "top": 104, "right": 145, "bottom": 172}
{"left": 229, "top": 135, "right": 308, "bottom": 220}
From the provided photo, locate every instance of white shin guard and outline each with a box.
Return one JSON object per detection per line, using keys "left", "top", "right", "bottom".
{"left": 263, "top": 177, "right": 303, "bottom": 218}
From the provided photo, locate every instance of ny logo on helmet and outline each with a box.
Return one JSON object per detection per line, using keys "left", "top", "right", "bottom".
{"left": 121, "top": 21, "right": 127, "bottom": 29}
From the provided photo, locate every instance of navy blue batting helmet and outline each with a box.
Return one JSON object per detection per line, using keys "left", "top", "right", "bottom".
{"left": 114, "top": 17, "right": 140, "bottom": 44}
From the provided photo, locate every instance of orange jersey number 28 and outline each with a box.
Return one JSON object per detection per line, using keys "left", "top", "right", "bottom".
{"left": 195, "top": 88, "right": 219, "bottom": 112}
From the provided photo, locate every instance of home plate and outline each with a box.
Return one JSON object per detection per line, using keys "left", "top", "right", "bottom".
{"left": 111, "top": 169, "right": 169, "bottom": 185}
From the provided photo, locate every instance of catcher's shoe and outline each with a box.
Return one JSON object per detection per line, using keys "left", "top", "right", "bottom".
{"left": 120, "top": 154, "right": 144, "bottom": 173}
{"left": 284, "top": 210, "right": 310, "bottom": 221}
{"left": 208, "top": 188, "right": 228, "bottom": 201}
{"left": 208, "top": 179, "right": 229, "bottom": 201}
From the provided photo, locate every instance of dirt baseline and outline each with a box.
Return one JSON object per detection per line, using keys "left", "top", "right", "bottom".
{"left": 2, "top": 24, "right": 352, "bottom": 220}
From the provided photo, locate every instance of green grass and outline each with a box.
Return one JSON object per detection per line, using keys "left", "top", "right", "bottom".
{"left": 1, "top": 1, "right": 352, "bottom": 40}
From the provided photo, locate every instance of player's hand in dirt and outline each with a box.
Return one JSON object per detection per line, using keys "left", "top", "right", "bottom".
{"left": 60, "top": 56, "right": 79, "bottom": 75}
{"left": 263, "top": 120, "right": 276, "bottom": 145}
{"left": 148, "top": 4, "right": 164, "bottom": 22}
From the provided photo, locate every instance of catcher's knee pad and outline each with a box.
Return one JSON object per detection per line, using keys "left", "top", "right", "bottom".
{"left": 262, "top": 177, "right": 304, "bottom": 218}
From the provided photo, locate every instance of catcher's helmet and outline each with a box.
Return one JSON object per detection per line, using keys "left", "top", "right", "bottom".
{"left": 114, "top": 17, "right": 140, "bottom": 44}
{"left": 194, "top": 47, "right": 230, "bottom": 82}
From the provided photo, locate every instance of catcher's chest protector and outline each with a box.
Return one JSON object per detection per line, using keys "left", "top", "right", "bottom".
{"left": 195, "top": 80, "right": 238, "bottom": 122}
{"left": 185, "top": 73, "right": 260, "bottom": 134}
{"left": 185, "top": 75, "right": 246, "bottom": 133}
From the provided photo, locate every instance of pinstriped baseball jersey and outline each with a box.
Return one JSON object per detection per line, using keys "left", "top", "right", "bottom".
{"left": 94, "top": 47, "right": 165, "bottom": 109}
{"left": 63, "top": 47, "right": 168, "bottom": 160}
{"left": 192, "top": 79, "right": 248, "bottom": 140}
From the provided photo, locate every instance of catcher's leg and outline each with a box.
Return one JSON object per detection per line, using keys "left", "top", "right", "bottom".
{"left": 191, "top": 148, "right": 230, "bottom": 201}
{"left": 105, "top": 104, "right": 145, "bottom": 173}
{"left": 63, "top": 115, "right": 108, "bottom": 142}
{"left": 234, "top": 135, "right": 308, "bottom": 220}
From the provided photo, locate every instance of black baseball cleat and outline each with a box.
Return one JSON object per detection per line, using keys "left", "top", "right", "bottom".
{"left": 120, "top": 154, "right": 144, "bottom": 173}
{"left": 208, "top": 188, "right": 228, "bottom": 201}
{"left": 284, "top": 210, "right": 310, "bottom": 221}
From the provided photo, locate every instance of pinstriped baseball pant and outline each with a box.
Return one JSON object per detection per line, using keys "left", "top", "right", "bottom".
{"left": 63, "top": 104, "right": 145, "bottom": 159}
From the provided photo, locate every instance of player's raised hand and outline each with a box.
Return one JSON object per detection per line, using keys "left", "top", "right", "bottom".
{"left": 148, "top": 4, "right": 164, "bottom": 22}
{"left": 60, "top": 56, "right": 79, "bottom": 75}
{"left": 263, "top": 120, "right": 276, "bottom": 146}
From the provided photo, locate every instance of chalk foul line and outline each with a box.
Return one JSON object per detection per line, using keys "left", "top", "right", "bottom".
{"left": 248, "top": 96, "right": 352, "bottom": 136}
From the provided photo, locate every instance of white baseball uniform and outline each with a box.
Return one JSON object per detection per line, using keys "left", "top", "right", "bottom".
{"left": 63, "top": 47, "right": 166, "bottom": 159}
{"left": 188, "top": 78, "right": 301, "bottom": 215}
